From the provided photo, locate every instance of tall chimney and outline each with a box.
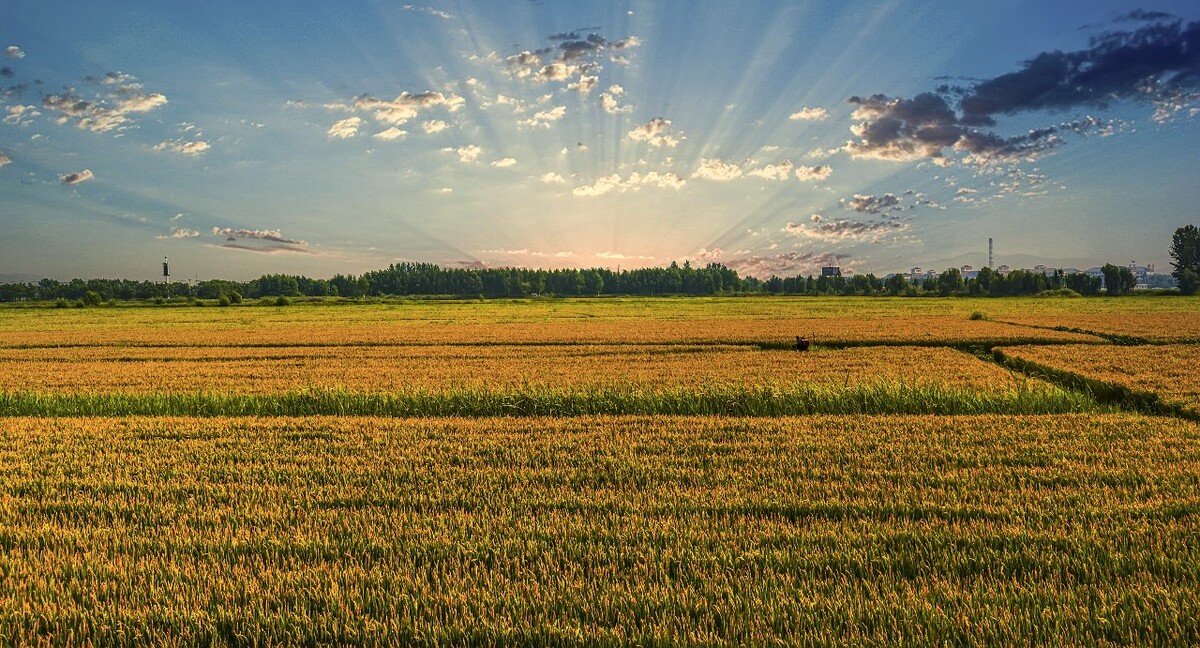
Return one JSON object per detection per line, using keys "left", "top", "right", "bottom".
{"left": 988, "top": 238, "right": 994, "bottom": 269}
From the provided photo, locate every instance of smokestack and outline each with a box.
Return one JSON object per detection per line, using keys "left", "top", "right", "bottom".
{"left": 988, "top": 238, "right": 993, "bottom": 269}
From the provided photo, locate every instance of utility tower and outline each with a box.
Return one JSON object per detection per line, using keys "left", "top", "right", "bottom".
{"left": 162, "top": 256, "right": 170, "bottom": 298}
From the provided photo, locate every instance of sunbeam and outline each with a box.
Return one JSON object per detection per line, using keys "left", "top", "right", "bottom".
{"left": 1, "top": 0, "right": 1198, "bottom": 280}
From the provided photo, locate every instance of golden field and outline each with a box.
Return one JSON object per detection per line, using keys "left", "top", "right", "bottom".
{"left": 1, "top": 414, "right": 1197, "bottom": 645}
{"left": 0, "top": 294, "right": 1197, "bottom": 644}
{"left": 1, "top": 344, "right": 1038, "bottom": 394}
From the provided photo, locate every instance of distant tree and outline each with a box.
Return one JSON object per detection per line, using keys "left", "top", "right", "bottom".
{"left": 884, "top": 273, "right": 908, "bottom": 296}
{"left": 1101, "top": 263, "right": 1136, "bottom": 295}
{"left": 1170, "top": 224, "right": 1200, "bottom": 295}
{"left": 937, "top": 268, "right": 965, "bottom": 296}
{"left": 582, "top": 269, "right": 604, "bottom": 296}
{"left": 1064, "top": 272, "right": 1102, "bottom": 296}
{"left": 970, "top": 267, "right": 997, "bottom": 295}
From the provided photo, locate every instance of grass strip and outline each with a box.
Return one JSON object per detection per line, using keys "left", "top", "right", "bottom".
{"left": 0, "top": 383, "right": 1107, "bottom": 417}
{"left": 993, "top": 348, "right": 1197, "bottom": 420}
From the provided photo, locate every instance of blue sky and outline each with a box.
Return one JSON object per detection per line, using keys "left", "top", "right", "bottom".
{"left": 2, "top": 1, "right": 1198, "bottom": 281}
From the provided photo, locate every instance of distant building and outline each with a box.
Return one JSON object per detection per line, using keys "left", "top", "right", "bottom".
{"left": 997, "top": 265, "right": 1011, "bottom": 273}
{"left": 821, "top": 266, "right": 842, "bottom": 278}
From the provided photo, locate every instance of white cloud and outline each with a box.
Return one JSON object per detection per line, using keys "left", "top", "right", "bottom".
{"left": 491, "top": 157, "right": 517, "bottom": 168}
{"left": 692, "top": 158, "right": 743, "bottom": 181}
{"left": 60, "top": 169, "right": 94, "bottom": 185}
{"left": 795, "top": 164, "right": 832, "bottom": 181}
{"left": 41, "top": 73, "right": 168, "bottom": 133}
{"left": 401, "top": 4, "right": 454, "bottom": 19}
{"left": 519, "top": 105, "right": 566, "bottom": 128}
{"left": 327, "top": 116, "right": 362, "bottom": 139}
{"left": 572, "top": 171, "right": 685, "bottom": 196}
{"left": 437, "top": 187, "right": 453, "bottom": 194}
{"left": 352, "top": 91, "right": 464, "bottom": 125}
{"left": 567, "top": 74, "right": 599, "bottom": 95}
{"left": 789, "top": 107, "right": 828, "bottom": 121}
{"left": 5, "top": 46, "right": 26, "bottom": 59}
{"left": 373, "top": 127, "right": 408, "bottom": 141}
{"left": 534, "top": 62, "right": 581, "bottom": 83}
{"left": 506, "top": 51, "right": 541, "bottom": 78}
{"left": 628, "top": 117, "right": 679, "bottom": 147}
{"left": 158, "top": 227, "right": 199, "bottom": 239}
{"left": 0, "top": 151, "right": 10, "bottom": 167}
{"left": 540, "top": 172, "right": 566, "bottom": 184}
{"left": 445, "top": 144, "right": 482, "bottom": 163}
{"left": 154, "top": 139, "right": 211, "bottom": 156}
{"left": 747, "top": 160, "right": 793, "bottom": 181}
{"left": 600, "top": 85, "right": 632, "bottom": 114}
{"left": 4, "top": 104, "right": 40, "bottom": 126}
{"left": 420, "top": 119, "right": 448, "bottom": 134}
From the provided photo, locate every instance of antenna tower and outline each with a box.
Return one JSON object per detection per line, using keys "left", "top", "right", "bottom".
{"left": 162, "top": 256, "right": 170, "bottom": 298}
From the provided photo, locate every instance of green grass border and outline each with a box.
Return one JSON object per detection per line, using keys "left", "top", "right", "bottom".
{"left": 0, "top": 383, "right": 1108, "bottom": 418}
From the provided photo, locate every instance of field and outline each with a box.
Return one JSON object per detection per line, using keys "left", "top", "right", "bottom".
{"left": 1, "top": 295, "right": 1198, "bottom": 645}
{"left": 997, "top": 343, "right": 1200, "bottom": 417}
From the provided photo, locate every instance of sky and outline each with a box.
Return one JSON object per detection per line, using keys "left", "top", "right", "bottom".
{"left": 1, "top": 1, "right": 1199, "bottom": 282}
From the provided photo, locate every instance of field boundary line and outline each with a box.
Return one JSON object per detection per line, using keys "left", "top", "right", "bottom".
{"left": 992, "top": 348, "right": 1198, "bottom": 422}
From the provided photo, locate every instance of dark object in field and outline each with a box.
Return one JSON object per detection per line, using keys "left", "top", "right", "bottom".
{"left": 795, "top": 336, "right": 811, "bottom": 351}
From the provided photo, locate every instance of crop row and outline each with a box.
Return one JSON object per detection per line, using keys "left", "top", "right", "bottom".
{"left": 0, "top": 311, "right": 1101, "bottom": 348}
{"left": 0, "top": 346, "right": 1038, "bottom": 395}
{"left": 0, "top": 414, "right": 1196, "bottom": 645}
{"left": 0, "top": 380, "right": 1104, "bottom": 417}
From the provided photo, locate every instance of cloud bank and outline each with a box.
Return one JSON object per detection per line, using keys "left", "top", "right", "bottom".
{"left": 844, "top": 16, "right": 1200, "bottom": 165}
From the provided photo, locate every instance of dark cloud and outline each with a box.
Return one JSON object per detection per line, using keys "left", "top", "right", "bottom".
{"left": 959, "top": 19, "right": 1200, "bottom": 126}
{"left": 211, "top": 227, "right": 306, "bottom": 246}
{"left": 1, "top": 67, "right": 12, "bottom": 78}
{"left": 60, "top": 169, "right": 94, "bottom": 185}
{"left": 783, "top": 210, "right": 911, "bottom": 244}
{"left": 548, "top": 28, "right": 602, "bottom": 42}
{"left": 842, "top": 193, "right": 902, "bottom": 214}
{"left": 846, "top": 16, "right": 1200, "bottom": 165}
{"left": 505, "top": 30, "right": 640, "bottom": 80}
{"left": 1115, "top": 9, "right": 1177, "bottom": 23}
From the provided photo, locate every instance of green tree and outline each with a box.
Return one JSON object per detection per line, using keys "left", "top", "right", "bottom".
{"left": 937, "top": 268, "right": 965, "bottom": 296}
{"left": 1170, "top": 224, "right": 1200, "bottom": 295}
{"left": 1101, "top": 263, "right": 1136, "bottom": 295}
{"left": 884, "top": 273, "right": 908, "bottom": 296}
{"left": 582, "top": 269, "right": 604, "bottom": 296}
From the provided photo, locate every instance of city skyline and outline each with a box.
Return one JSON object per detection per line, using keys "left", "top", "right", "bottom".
{"left": 2, "top": 1, "right": 1199, "bottom": 281}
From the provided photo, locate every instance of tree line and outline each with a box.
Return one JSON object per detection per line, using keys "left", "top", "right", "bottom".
{"left": 0, "top": 260, "right": 1181, "bottom": 303}
{"left": 2, "top": 225, "right": 1195, "bottom": 302}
